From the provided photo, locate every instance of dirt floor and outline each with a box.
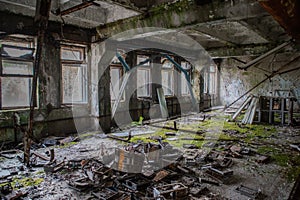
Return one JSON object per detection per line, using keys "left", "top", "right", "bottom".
{"left": 1, "top": 111, "right": 300, "bottom": 199}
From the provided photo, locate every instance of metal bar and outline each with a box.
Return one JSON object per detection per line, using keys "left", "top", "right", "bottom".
{"left": 58, "top": 0, "right": 96, "bottom": 16}
{"left": 116, "top": 52, "right": 130, "bottom": 72}
{"left": 239, "top": 41, "right": 292, "bottom": 70}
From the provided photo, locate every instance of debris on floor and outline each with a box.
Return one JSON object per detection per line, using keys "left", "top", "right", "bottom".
{"left": 0, "top": 112, "right": 299, "bottom": 199}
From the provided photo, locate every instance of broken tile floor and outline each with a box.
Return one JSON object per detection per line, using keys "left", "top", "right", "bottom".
{"left": 1, "top": 111, "right": 300, "bottom": 199}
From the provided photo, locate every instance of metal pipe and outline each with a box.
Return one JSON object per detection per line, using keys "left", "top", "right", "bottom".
{"left": 238, "top": 41, "right": 292, "bottom": 70}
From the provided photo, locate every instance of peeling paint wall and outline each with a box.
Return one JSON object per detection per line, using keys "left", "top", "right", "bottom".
{"left": 219, "top": 51, "right": 300, "bottom": 109}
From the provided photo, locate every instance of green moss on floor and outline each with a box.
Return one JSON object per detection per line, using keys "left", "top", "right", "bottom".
{"left": 78, "top": 131, "right": 99, "bottom": 139}
{"left": 287, "top": 166, "right": 300, "bottom": 181}
{"left": 257, "top": 146, "right": 278, "bottom": 154}
{"left": 11, "top": 177, "right": 44, "bottom": 189}
{"left": 59, "top": 141, "right": 78, "bottom": 148}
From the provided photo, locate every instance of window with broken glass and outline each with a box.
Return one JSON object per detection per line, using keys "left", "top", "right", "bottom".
{"left": 161, "top": 57, "right": 174, "bottom": 96}
{"left": 61, "top": 45, "right": 87, "bottom": 104}
{"left": 137, "top": 55, "right": 151, "bottom": 98}
{"left": 203, "top": 65, "right": 217, "bottom": 94}
{"left": 181, "top": 61, "right": 192, "bottom": 96}
{"left": 110, "top": 64, "right": 124, "bottom": 101}
{"left": 110, "top": 52, "right": 126, "bottom": 102}
{"left": 0, "top": 39, "right": 35, "bottom": 109}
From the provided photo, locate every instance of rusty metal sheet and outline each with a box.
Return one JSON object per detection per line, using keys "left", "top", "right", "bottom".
{"left": 259, "top": 0, "right": 300, "bottom": 41}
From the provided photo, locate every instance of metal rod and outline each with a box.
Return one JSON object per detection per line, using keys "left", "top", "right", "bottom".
{"left": 58, "top": 0, "right": 96, "bottom": 16}
{"left": 239, "top": 41, "right": 291, "bottom": 70}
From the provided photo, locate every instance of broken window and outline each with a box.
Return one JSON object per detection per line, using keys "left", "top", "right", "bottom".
{"left": 161, "top": 58, "right": 174, "bottom": 96}
{"left": 110, "top": 65, "right": 124, "bottom": 101}
{"left": 137, "top": 55, "right": 151, "bottom": 98}
{"left": 181, "top": 61, "right": 191, "bottom": 96}
{"left": 61, "top": 45, "right": 87, "bottom": 104}
{"left": 0, "top": 39, "right": 35, "bottom": 109}
{"left": 203, "top": 65, "right": 217, "bottom": 94}
{"left": 209, "top": 65, "right": 217, "bottom": 94}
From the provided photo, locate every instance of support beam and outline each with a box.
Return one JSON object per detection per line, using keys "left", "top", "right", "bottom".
{"left": 238, "top": 41, "right": 292, "bottom": 70}
{"left": 96, "top": 0, "right": 267, "bottom": 39}
{"left": 55, "top": 0, "right": 99, "bottom": 16}
{"left": 25, "top": 0, "right": 52, "bottom": 166}
{"left": 208, "top": 43, "right": 276, "bottom": 58}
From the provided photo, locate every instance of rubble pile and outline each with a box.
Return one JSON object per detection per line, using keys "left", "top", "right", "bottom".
{"left": 0, "top": 133, "right": 271, "bottom": 200}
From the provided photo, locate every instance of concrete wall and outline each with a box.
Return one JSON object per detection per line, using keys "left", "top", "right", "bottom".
{"left": 219, "top": 51, "right": 300, "bottom": 109}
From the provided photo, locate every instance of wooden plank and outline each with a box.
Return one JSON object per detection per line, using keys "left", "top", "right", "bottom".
{"left": 249, "top": 98, "right": 259, "bottom": 125}
{"left": 242, "top": 97, "right": 256, "bottom": 124}
{"left": 232, "top": 95, "right": 253, "bottom": 120}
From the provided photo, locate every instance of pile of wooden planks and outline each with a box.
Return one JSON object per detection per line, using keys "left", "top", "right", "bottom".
{"left": 232, "top": 95, "right": 259, "bottom": 125}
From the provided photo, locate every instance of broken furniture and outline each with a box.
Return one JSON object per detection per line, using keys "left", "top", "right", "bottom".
{"left": 232, "top": 94, "right": 296, "bottom": 125}
{"left": 235, "top": 184, "right": 263, "bottom": 199}
{"left": 152, "top": 183, "right": 188, "bottom": 200}
{"left": 257, "top": 95, "right": 296, "bottom": 125}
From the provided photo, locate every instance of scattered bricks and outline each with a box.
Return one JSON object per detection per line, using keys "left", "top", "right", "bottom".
{"left": 199, "top": 178, "right": 220, "bottom": 186}
{"left": 181, "top": 176, "right": 196, "bottom": 186}
{"left": 189, "top": 186, "right": 209, "bottom": 197}
{"left": 235, "top": 184, "right": 263, "bottom": 199}
{"left": 183, "top": 149, "right": 199, "bottom": 165}
{"left": 255, "top": 155, "right": 270, "bottom": 164}
{"left": 205, "top": 167, "right": 233, "bottom": 184}
{"left": 122, "top": 175, "right": 151, "bottom": 191}
{"left": 153, "top": 170, "right": 169, "bottom": 182}
{"left": 153, "top": 183, "right": 188, "bottom": 200}
{"left": 230, "top": 145, "right": 242, "bottom": 153}
{"left": 91, "top": 188, "right": 118, "bottom": 200}
{"left": 0, "top": 181, "right": 12, "bottom": 195}
{"left": 219, "top": 157, "right": 233, "bottom": 168}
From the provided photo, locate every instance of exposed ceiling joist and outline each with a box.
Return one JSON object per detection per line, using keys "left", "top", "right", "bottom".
{"left": 55, "top": 0, "right": 100, "bottom": 16}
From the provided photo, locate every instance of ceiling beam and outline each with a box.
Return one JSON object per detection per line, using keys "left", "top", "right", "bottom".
{"left": 208, "top": 43, "right": 276, "bottom": 58}
{"left": 98, "top": 0, "right": 143, "bottom": 13}
{"left": 55, "top": 0, "right": 99, "bottom": 16}
{"left": 96, "top": 0, "right": 268, "bottom": 39}
{"left": 0, "top": 12, "right": 95, "bottom": 43}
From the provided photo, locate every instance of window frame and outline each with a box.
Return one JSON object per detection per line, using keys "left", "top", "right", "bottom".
{"left": 110, "top": 64, "right": 125, "bottom": 102}
{"left": 136, "top": 55, "right": 152, "bottom": 98}
{"left": 0, "top": 38, "right": 36, "bottom": 110}
{"left": 161, "top": 57, "right": 175, "bottom": 97}
{"left": 180, "top": 61, "right": 192, "bottom": 96}
{"left": 60, "top": 44, "right": 88, "bottom": 105}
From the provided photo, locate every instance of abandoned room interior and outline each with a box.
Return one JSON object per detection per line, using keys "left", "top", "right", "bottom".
{"left": 0, "top": 0, "right": 300, "bottom": 199}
